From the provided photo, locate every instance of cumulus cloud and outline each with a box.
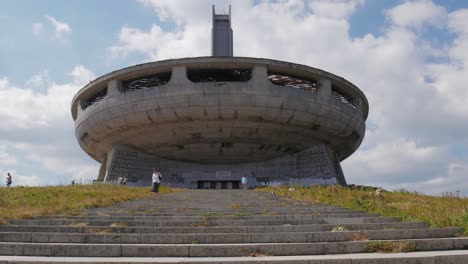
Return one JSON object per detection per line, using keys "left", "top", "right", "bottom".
{"left": 0, "top": 146, "right": 16, "bottom": 166}
{"left": 0, "top": 168, "right": 42, "bottom": 187}
{"left": 45, "top": 15, "right": 72, "bottom": 41}
{"left": 14, "top": 142, "right": 98, "bottom": 183}
{"left": 0, "top": 65, "right": 99, "bottom": 185}
{"left": 342, "top": 139, "right": 449, "bottom": 185}
{"left": 448, "top": 9, "right": 468, "bottom": 34}
{"left": 69, "top": 65, "right": 95, "bottom": 85}
{"left": 0, "top": 65, "right": 93, "bottom": 129}
{"left": 309, "top": 0, "right": 364, "bottom": 19}
{"left": 385, "top": 0, "right": 447, "bottom": 30}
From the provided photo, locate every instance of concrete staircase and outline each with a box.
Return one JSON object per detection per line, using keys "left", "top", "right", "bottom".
{"left": 0, "top": 190, "right": 466, "bottom": 263}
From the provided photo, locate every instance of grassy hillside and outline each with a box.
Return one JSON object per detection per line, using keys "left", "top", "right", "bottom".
{"left": 258, "top": 186, "right": 467, "bottom": 235}
{"left": 0, "top": 184, "right": 173, "bottom": 224}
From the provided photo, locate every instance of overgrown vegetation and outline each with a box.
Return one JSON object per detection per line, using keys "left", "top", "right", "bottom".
{"left": 257, "top": 186, "right": 468, "bottom": 235}
{"left": 0, "top": 184, "right": 173, "bottom": 224}
{"left": 229, "top": 202, "right": 242, "bottom": 209}
{"left": 366, "top": 241, "right": 416, "bottom": 253}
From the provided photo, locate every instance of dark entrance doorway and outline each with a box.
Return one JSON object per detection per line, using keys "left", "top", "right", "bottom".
{"left": 197, "top": 181, "right": 241, "bottom": 189}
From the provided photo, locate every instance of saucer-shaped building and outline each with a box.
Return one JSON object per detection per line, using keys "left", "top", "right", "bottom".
{"left": 71, "top": 6, "right": 368, "bottom": 188}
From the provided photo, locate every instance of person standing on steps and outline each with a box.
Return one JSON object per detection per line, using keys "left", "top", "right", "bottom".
{"left": 151, "top": 168, "right": 162, "bottom": 197}
{"left": 6, "top": 173, "right": 12, "bottom": 187}
{"left": 241, "top": 175, "right": 248, "bottom": 190}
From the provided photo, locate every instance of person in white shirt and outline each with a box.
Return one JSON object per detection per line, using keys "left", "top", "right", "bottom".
{"left": 241, "top": 175, "right": 247, "bottom": 190}
{"left": 151, "top": 168, "right": 162, "bottom": 197}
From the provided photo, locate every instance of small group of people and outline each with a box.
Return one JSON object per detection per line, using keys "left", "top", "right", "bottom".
{"left": 117, "top": 176, "right": 128, "bottom": 185}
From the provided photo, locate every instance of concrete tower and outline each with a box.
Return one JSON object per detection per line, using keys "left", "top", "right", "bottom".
{"left": 71, "top": 6, "right": 368, "bottom": 189}
{"left": 212, "top": 5, "right": 233, "bottom": 56}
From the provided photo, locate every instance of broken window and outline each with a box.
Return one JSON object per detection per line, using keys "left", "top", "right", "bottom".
{"left": 187, "top": 68, "right": 252, "bottom": 82}
{"left": 81, "top": 87, "right": 107, "bottom": 110}
{"left": 332, "top": 85, "right": 356, "bottom": 109}
{"left": 268, "top": 73, "right": 317, "bottom": 91}
{"left": 122, "top": 72, "right": 172, "bottom": 91}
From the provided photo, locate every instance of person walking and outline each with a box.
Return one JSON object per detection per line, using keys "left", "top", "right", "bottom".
{"left": 151, "top": 168, "right": 162, "bottom": 197}
{"left": 241, "top": 175, "right": 248, "bottom": 190}
{"left": 6, "top": 173, "right": 12, "bottom": 187}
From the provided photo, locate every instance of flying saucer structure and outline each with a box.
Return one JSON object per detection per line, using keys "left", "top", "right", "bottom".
{"left": 71, "top": 6, "right": 368, "bottom": 188}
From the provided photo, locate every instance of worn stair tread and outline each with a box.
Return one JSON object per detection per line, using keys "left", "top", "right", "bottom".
{"left": 0, "top": 237, "right": 466, "bottom": 257}
{"left": 0, "top": 227, "right": 462, "bottom": 244}
{"left": 0, "top": 250, "right": 468, "bottom": 263}
{"left": 0, "top": 190, "right": 464, "bottom": 262}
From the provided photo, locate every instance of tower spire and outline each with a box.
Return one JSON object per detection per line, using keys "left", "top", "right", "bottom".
{"left": 211, "top": 5, "right": 233, "bottom": 56}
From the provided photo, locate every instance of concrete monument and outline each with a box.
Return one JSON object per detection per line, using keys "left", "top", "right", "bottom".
{"left": 71, "top": 6, "right": 369, "bottom": 188}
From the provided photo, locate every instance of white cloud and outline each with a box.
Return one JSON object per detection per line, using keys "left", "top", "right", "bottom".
{"left": 448, "top": 9, "right": 468, "bottom": 34}
{"left": 0, "top": 146, "right": 16, "bottom": 166}
{"left": 0, "top": 169, "right": 42, "bottom": 187}
{"left": 69, "top": 65, "right": 96, "bottom": 85}
{"left": 26, "top": 70, "right": 49, "bottom": 88}
{"left": 0, "top": 64, "right": 99, "bottom": 186}
{"left": 14, "top": 142, "right": 98, "bottom": 183}
{"left": 309, "top": 0, "right": 364, "bottom": 19}
{"left": 45, "top": 15, "right": 72, "bottom": 41}
{"left": 138, "top": 0, "right": 236, "bottom": 25}
{"left": 0, "top": 65, "right": 94, "bottom": 130}
{"left": 385, "top": 0, "right": 447, "bottom": 30}
{"left": 32, "top": 22, "right": 43, "bottom": 36}
{"left": 342, "top": 139, "right": 449, "bottom": 184}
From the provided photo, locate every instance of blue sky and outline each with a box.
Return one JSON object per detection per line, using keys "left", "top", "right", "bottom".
{"left": 1, "top": 0, "right": 468, "bottom": 196}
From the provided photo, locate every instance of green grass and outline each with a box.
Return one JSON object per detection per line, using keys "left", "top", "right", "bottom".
{"left": 257, "top": 186, "right": 468, "bottom": 235}
{"left": 0, "top": 184, "right": 173, "bottom": 224}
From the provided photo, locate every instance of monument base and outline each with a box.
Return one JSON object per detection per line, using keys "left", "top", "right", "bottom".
{"left": 100, "top": 144, "right": 346, "bottom": 188}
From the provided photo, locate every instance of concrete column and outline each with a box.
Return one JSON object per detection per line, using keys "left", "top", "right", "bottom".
{"left": 97, "top": 154, "right": 108, "bottom": 181}
{"left": 102, "top": 148, "right": 116, "bottom": 183}
{"left": 107, "top": 79, "right": 122, "bottom": 96}
{"left": 318, "top": 78, "right": 331, "bottom": 100}
{"left": 170, "top": 66, "right": 190, "bottom": 85}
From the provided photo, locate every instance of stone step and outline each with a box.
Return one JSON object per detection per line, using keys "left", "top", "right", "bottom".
{"left": 9, "top": 216, "right": 402, "bottom": 227}
{"left": 0, "top": 238, "right": 466, "bottom": 257}
{"left": 0, "top": 189, "right": 463, "bottom": 263}
{"left": 1, "top": 251, "right": 468, "bottom": 264}
{"left": 0, "top": 221, "right": 429, "bottom": 234}
{"left": 27, "top": 213, "right": 380, "bottom": 222}
{"left": 0, "top": 228, "right": 461, "bottom": 244}
{"left": 81, "top": 208, "right": 356, "bottom": 214}
{"left": 38, "top": 209, "right": 365, "bottom": 217}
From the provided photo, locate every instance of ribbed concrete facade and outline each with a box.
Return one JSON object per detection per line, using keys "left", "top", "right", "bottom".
{"left": 71, "top": 57, "right": 368, "bottom": 188}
